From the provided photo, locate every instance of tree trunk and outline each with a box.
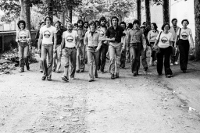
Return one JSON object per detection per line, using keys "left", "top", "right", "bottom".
{"left": 194, "top": 0, "right": 200, "bottom": 60}
{"left": 19, "top": 0, "right": 31, "bottom": 31}
{"left": 137, "top": 0, "right": 141, "bottom": 25}
{"left": 47, "top": 0, "right": 53, "bottom": 20}
{"left": 163, "top": 0, "right": 170, "bottom": 24}
{"left": 145, "top": 0, "right": 151, "bottom": 26}
{"left": 69, "top": 6, "right": 73, "bottom": 23}
{"left": 60, "top": 11, "right": 65, "bottom": 26}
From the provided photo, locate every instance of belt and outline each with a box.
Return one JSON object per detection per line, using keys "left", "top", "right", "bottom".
{"left": 88, "top": 46, "right": 97, "bottom": 48}
{"left": 42, "top": 44, "right": 53, "bottom": 47}
{"left": 65, "top": 47, "right": 76, "bottom": 49}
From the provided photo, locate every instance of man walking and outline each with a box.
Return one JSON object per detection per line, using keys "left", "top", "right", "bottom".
{"left": 106, "top": 16, "right": 125, "bottom": 79}
{"left": 61, "top": 23, "right": 78, "bottom": 82}
{"left": 38, "top": 16, "right": 57, "bottom": 81}
{"left": 127, "top": 20, "right": 145, "bottom": 76}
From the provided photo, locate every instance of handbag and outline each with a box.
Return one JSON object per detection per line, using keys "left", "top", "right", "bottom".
{"left": 153, "top": 31, "right": 162, "bottom": 54}
{"left": 176, "top": 28, "right": 181, "bottom": 46}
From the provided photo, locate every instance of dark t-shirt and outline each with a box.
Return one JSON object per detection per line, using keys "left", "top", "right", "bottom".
{"left": 56, "top": 29, "right": 65, "bottom": 45}
{"left": 106, "top": 26, "right": 124, "bottom": 43}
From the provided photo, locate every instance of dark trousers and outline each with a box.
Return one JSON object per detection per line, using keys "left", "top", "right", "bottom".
{"left": 130, "top": 43, "right": 142, "bottom": 73}
{"left": 98, "top": 44, "right": 108, "bottom": 72}
{"left": 171, "top": 41, "right": 179, "bottom": 64}
{"left": 120, "top": 49, "right": 126, "bottom": 68}
{"left": 150, "top": 42, "right": 156, "bottom": 62}
{"left": 157, "top": 46, "right": 172, "bottom": 75}
{"left": 178, "top": 39, "right": 190, "bottom": 71}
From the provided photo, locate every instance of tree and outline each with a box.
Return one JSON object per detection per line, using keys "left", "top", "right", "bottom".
{"left": 137, "top": 0, "right": 141, "bottom": 25}
{"left": 145, "top": 0, "right": 151, "bottom": 25}
{"left": 162, "top": 0, "right": 169, "bottom": 23}
{"left": 194, "top": 0, "right": 200, "bottom": 60}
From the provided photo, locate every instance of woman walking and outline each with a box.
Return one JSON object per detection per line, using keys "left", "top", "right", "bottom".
{"left": 147, "top": 23, "right": 159, "bottom": 66}
{"left": 153, "top": 23, "right": 173, "bottom": 78}
{"left": 16, "top": 20, "right": 31, "bottom": 72}
{"left": 176, "top": 19, "right": 195, "bottom": 73}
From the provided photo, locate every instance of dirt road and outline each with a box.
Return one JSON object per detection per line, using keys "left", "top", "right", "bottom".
{"left": 0, "top": 60, "right": 200, "bottom": 133}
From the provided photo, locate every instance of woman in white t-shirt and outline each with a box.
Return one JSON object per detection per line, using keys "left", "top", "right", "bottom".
{"left": 153, "top": 23, "right": 173, "bottom": 78}
{"left": 147, "top": 23, "right": 159, "bottom": 66}
{"left": 175, "top": 19, "right": 195, "bottom": 73}
{"left": 16, "top": 20, "right": 31, "bottom": 72}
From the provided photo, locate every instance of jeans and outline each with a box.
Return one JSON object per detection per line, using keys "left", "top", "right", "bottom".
{"left": 77, "top": 42, "right": 85, "bottom": 71}
{"left": 98, "top": 43, "right": 108, "bottom": 72}
{"left": 108, "top": 43, "right": 122, "bottom": 75}
{"left": 53, "top": 45, "right": 62, "bottom": 72}
{"left": 157, "top": 46, "right": 172, "bottom": 75}
{"left": 171, "top": 41, "right": 180, "bottom": 64}
{"left": 87, "top": 46, "right": 99, "bottom": 80}
{"left": 18, "top": 42, "right": 29, "bottom": 69}
{"left": 178, "top": 39, "right": 190, "bottom": 71}
{"left": 120, "top": 49, "right": 126, "bottom": 68}
{"left": 41, "top": 44, "right": 53, "bottom": 77}
{"left": 130, "top": 43, "right": 142, "bottom": 73}
{"left": 63, "top": 47, "right": 77, "bottom": 79}
{"left": 141, "top": 48, "right": 148, "bottom": 70}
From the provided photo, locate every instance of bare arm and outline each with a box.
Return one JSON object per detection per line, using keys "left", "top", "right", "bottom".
{"left": 27, "top": 30, "right": 31, "bottom": 45}
{"left": 53, "top": 33, "right": 57, "bottom": 50}
{"left": 37, "top": 33, "right": 43, "bottom": 50}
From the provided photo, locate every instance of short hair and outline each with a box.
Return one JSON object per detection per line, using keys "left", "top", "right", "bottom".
{"left": 89, "top": 21, "right": 97, "bottom": 28}
{"left": 127, "top": 23, "right": 133, "bottom": 29}
{"left": 111, "top": 16, "right": 119, "bottom": 24}
{"left": 171, "top": 18, "right": 177, "bottom": 23}
{"left": 44, "top": 16, "right": 53, "bottom": 23}
{"left": 84, "top": 21, "right": 89, "bottom": 25}
{"left": 77, "top": 19, "right": 84, "bottom": 24}
{"left": 17, "top": 20, "right": 26, "bottom": 29}
{"left": 161, "top": 23, "right": 170, "bottom": 30}
{"left": 120, "top": 21, "right": 126, "bottom": 28}
{"left": 181, "top": 19, "right": 189, "bottom": 25}
{"left": 151, "top": 22, "right": 158, "bottom": 31}
{"left": 74, "top": 23, "right": 78, "bottom": 26}
{"left": 99, "top": 16, "right": 107, "bottom": 22}
{"left": 54, "top": 21, "right": 61, "bottom": 26}
{"left": 133, "top": 20, "right": 140, "bottom": 25}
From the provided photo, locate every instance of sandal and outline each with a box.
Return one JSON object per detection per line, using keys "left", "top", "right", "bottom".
{"left": 62, "top": 76, "right": 69, "bottom": 82}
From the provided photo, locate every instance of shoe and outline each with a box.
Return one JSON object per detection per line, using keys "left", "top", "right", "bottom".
{"left": 52, "top": 68, "right": 55, "bottom": 72}
{"left": 80, "top": 69, "right": 84, "bottom": 72}
{"left": 166, "top": 74, "right": 172, "bottom": 78}
{"left": 95, "top": 75, "right": 98, "bottom": 78}
{"left": 20, "top": 67, "right": 24, "bottom": 72}
{"left": 62, "top": 76, "right": 69, "bottom": 82}
{"left": 101, "top": 70, "right": 104, "bottom": 73}
{"left": 40, "top": 70, "right": 43, "bottom": 73}
{"left": 76, "top": 70, "right": 80, "bottom": 73}
{"left": 175, "top": 61, "right": 179, "bottom": 65}
{"left": 170, "top": 63, "right": 174, "bottom": 66}
{"left": 182, "top": 70, "right": 186, "bottom": 73}
{"left": 42, "top": 76, "right": 46, "bottom": 80}
{"left": 115, "top": 73, "right": 119, "bottom": 78}
{"left": 47, "top": 75, "right": 52, "bottom": 81}
{"left": 133, "top": 72, "right": 137, "bottom": 76}
{"left": 158, "top": 73, "right": 162, "bottom": 76}
{"left": 89, "top": 79, "right": 94, "bottom": 82}
{"left": 111, "top": 74, "right": 115, "bottom": 79}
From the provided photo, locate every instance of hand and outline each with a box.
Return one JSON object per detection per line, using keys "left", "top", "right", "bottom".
{"left": 38, "top": 49, "right": 41, "bottom": 54}
{"left": 95, "top": 47, "right": 100, "bottom": 52}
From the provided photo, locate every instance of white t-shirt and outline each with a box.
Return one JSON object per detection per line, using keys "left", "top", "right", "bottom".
{"left": 62, "top": 30, "right": 78, "bottom": 48}
{"left": 148, "top": 30, "right": 159, "bottom": 43}
{"left": 157, "top": 32, "right": 173, "bottom": 48}
{"left": 177, "top": 28, "right": 192, "bottom": 40}
{"left": 40, "top": 25, "right": 57, "bottom": 45}
{"left": 16, "top": 30, "right": 30, "bottom": 43}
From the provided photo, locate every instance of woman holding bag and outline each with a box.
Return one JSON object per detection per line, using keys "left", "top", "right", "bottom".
{"left": 175, "top": 19, "right": 195, "bottom": 73}
{"left": 153, "top": 23, "right": 173, "bottom": 78}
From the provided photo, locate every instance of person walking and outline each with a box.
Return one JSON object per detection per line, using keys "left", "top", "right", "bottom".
{"left": 127, "top": 20, "right": 145, "bottom": 76}
{"left": 98, "top": 17, "right": 109, "bottom": 73}
{"left": 147, "top": 23, "right": 159, "bottom": 66}
{"left": 16, "top": 20, "right": 31, "bottom": 72}
{"left": 106, "top": 16, "right": 125, "bottom": 79}
{"left": 153, "top": 23, "right": 173, "bottom": 78}
{"left": 84, "top": 21, "right": 101, "bottom": 82}
{"left": 35, "top": 22, "right": 45, "bottom": 72}
{"left": 176, "top": 19, "right": 195, "bottom": 73}
{"left": 170, "top": 18, "right": 180, "bottom": 65}
{"left": 53, "top": 21, "right": 65, "bottom": 73}
{"left": 126, "top": 23, "right": 133, "bottom": 63}
{"left": 38, "top": 16, "right": 57, "bottom": 81}
{"left": 76, "top": 20, "right": 85, "bottom": 73}
{"left": 60, "top": 23, "right": 78, "bottom": 82}
{"left": 120, "top": 21, "right": 128, "bottom": 69}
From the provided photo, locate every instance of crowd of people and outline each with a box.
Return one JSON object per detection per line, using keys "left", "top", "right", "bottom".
{"left": 16, "top": 16, "right": 195, "bottom": 82}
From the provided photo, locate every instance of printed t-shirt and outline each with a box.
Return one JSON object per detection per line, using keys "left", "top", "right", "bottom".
{"left": 17, "top": 30, "right": 30, "bottom": 43}
{"left": 177, "top": 28, "right": 192, "bottom": 40}
{"left": 62, "top": 30, "right": 78, "bottom": 48}
{"left": 157, "top": 32, "right": 173, "bottom": 48}
{"left": 40, "top": 25, "right": 57, "bottom": 45}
